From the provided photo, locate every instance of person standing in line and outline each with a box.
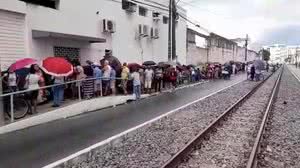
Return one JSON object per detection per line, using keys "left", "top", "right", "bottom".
{"left": 52, "top": 76, "right": 65, "bottom": 107}
{"left": 132, "top": 68, "right": 141, "bottom": 100}
{"left": 110, "top": 66, "right": 116, "bottom": 95}
{"left": 250, "top": 64, "right": 255, "bottom": 81}
{"left": 121, "top": 63, "right": 130, "bottom": 95}
{"left": 169, "top": 67, "right": 177, "bottom": 91}
{"left": 27, "top": 64, "right": 41, "bottom": 113}
{"left": 102, "top": 60, "right": 111, "bottom": 96}
{"left": 34, "top": 64, "right": 46, "bottom": 103}
{"left": 232, "top": 63, "right": 237, "bottom": 75}
{"left": 93, "top": 63, "right": 102, "bottom": 97}
{"left": 144, "top": 67, "right": 154, "bottom": 94}
{"left": 139, "top": 68, "right": 145, "bottom": 93}
{"left": 266, "top": 63, "right": 269, "bottom": 72}
{"left": 5, "top": 69, "right": 18, "bottom": 92}
{"left": 74, "top": 63, "right": 86, "bottom": 99}
{"left": 154, "top": 67, "right": 163, "bottom": 92}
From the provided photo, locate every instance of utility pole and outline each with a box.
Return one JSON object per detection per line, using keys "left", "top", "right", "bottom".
{"left": 0, "top": 63, "right": 4, "bottom": 126}
{"left": 168, "top": 0, "right": 176, "bottom": 61}
{"left": 296, "top": 46, "right": 299, "bottom": 68}
{"left": 245, "top": 34, "right": 249, "bottom": 62}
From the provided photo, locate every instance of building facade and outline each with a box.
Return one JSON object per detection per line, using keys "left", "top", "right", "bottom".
{"left": 264, "top": 44, "right": 288, "bottom": 63}
{"left": 0, "top": 0, "right": 187, "bottom": 70}
{"left": 186, "top": 28, "right": 258, "bottom": 65}
{"left": 186, "top": 28, "right": 208, "bottom": 65}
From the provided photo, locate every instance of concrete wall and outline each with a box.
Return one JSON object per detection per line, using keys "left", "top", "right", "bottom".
{"left": 0, "top": 0, "right": 26, "bottom": 14}
{"left": 186, "top": 43, "right": 207, "bottom": 65}
{"left": 24, "top": 0, "right": 187, "bottom": 64}
{"left": 236, "top": 46, "right": 258, "bottom": 63}
{"left": 207, "top": 46, "right": 236, "bottom": 64}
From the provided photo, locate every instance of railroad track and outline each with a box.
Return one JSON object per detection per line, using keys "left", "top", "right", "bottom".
{"left": 161, "top": 67, "right": 283, "bottom": 168}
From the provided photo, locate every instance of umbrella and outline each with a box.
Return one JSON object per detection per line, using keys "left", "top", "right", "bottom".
{"left": 176, "top": 65, "right": 184, "bottom": 71}
{"left": 254, "top": 59, "right": 265, "bottom": 70}
{"left": 15, "top": 68, "right": 30, "bottom": 77}
{"left": 157, "top": 62, "right": 171, "bottom": 68}
{"left": 10, "top": 58, "right": 37, "bottom": 71}
{"left": 41, "top": 57, "right": 73, "bottom": 77}
{"left": 128, "top": 63, "right": 142, "bottom": 71}
{"left": 101, "top": 55, "right": 122, "bottom": 75}
{"left": 143, "top": 61, "right": 156, "bottom": 66}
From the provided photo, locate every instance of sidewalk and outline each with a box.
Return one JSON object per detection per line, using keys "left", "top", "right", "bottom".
{"left": 0, "top": 80, "right": 208, "bottom": 135}
{"left": 287, "top": 64, "right": 300, "bottom": 81}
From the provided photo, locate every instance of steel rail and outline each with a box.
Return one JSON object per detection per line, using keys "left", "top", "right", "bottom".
{"left": 161, "top": 70, "right": 280, "bottom": 168}
{"left": 246, "top": 66, "right": 284, "bottom": 168}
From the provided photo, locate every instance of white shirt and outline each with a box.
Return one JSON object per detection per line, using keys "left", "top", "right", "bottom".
{"left": 8, "top": 73, "right": 17, "bottom": 86}
{"left": 103, "top": 65, "right": 111, "bottom": 79}
{"left": 131, "top": 72, "right": 141, "bottom": 86}
{"left": 144, "top": 69, "right": 154, "bottom": 81}
{"left": 28, "top": 74, "right": 40, "bottom": 90}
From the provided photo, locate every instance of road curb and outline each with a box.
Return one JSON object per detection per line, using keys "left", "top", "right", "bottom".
{"left": 0, "top": 81, "right": 208, "bottom": 135}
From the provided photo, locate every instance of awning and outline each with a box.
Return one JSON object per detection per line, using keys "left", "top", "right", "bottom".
{"left": 32, "top": 30, "right": 106, "bottom": 43}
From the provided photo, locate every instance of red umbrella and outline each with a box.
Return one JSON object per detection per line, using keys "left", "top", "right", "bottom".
{"left": 41, "top": 57, "right": 73, "bottom": 77}
{"left": 10, "top": 58, "right": 37, "bottom": 71}
{"left": 128, "top": 63, "right": 142, "bottom": 70}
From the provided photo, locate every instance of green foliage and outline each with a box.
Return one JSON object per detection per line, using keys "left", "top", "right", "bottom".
{"left": 262, "top": 49, "right": 270, "bottom": 61}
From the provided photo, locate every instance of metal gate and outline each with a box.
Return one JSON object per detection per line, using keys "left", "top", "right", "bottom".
{"left": 0, "top": 10, "right": 25, "bottom": 70}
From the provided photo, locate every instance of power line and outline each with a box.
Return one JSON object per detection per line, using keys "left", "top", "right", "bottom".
{"left": 177, "top": 0, "right": 236, "bottom": 20}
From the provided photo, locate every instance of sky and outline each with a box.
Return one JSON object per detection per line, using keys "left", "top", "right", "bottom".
{"left": 178, "top": 0, "right": 300, "bottom": 49}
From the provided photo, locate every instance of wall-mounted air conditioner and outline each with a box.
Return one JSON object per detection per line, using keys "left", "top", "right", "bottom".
{"left": 150, "top": 28, "right": 159, "bottom": 39}
{"left": 103, "top": 19, "right": 116, "bottom": 33}
{"left": 122, "top": 0, "right": 137, "bottom": 13}
{"left": 138, "top": 24, "right": 149, "bottom": 37}
{"left": 152, "top": 12, "right": 160, "bottom": 21}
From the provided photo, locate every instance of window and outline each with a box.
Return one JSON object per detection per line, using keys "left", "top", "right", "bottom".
{"left": 54, "top": 47, "right": 80, "bottom": 62}
{"left": 139, "top": 6, "right": 148, "bottom": 16}
{"left": 19, "top": 0, "right": 60, "bottom": 9}
{"left": 163, "top": 16, "right": 169, "bottom": 24}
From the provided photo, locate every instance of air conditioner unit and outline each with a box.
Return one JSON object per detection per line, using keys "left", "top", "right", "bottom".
{"left": 103, "top": 19, "right": 116, "bottom": 33}
{"left": 152, "top": 12, "right": 160, "bottom": 21}
{"left": 138, "top": 24, "right": 149, "bottom": 37}
{"left": 143, "top": 25, "right": 149, "bottom": 37}
{"left": 150, "top": 28, "right": 159, "bottom": 39}
{"left": 122, "top": 0, "right": 137, "bottom": 13}
{"left": 138, "top": 24, "right": 144, "bottom": 36}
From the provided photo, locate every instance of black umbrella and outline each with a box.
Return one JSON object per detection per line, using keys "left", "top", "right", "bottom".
{"left": 143, "top": 61, "right": 156, "bottom": 66}
{"left": 100, "top": 55, "right": 122, "bottom": 75}
{"left": 254, "top": 59, "right": 265, "bottom": 70}
{"left": 157, "top": 62, "right": 170, "bottom": 68}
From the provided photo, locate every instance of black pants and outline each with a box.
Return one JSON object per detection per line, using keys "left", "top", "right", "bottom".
{"left": 154, "top": 78, "right": 162, "bottom": 92}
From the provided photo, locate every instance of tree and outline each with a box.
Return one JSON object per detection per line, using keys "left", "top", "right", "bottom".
{"left": 262, "top": 49, "right": 270, "bottom": 62}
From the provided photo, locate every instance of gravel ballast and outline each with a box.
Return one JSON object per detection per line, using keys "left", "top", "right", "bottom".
{"left": 177, "top": 70, "right": 280, "bottom": 168}
{"left": 60, "top": 76, "right": 270, "bottom": 168}
{"left": 258, "top": 68, "right": 300, "bottom": 168}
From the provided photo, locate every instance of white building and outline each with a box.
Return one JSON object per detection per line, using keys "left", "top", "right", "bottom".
{"left": 263, "top": 44, "right": 288, "bottom": 63}
{"left": 286, "top": 45, "right": 300, "bottom": 64}
{"left": 0, "top": 0, "right": 187, "bottom": 70}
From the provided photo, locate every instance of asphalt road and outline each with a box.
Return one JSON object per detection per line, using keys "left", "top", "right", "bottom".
{"left": 0, "top": 75, "right": 245, "bottom": 168}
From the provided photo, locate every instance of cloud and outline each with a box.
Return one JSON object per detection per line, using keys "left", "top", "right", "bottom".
{"left": 258, "top": 24, "right": 300, "bottom": 45}
{"left": 180, "top": 0, "right": 300, "bottom": 44}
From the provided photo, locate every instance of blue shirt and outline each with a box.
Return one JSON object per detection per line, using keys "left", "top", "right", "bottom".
{"left": 110, "top": 69, "right": 116, "bottom": 80}
{"left": 93, "top": 67, "right": 102, "bottom": 81}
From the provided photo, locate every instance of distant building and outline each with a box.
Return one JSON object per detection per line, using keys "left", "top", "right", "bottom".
{"left": 263, "top": 44, "right": 288, "bottom": 63}
{"left": 186, "top": 28, "right": 258, "bottom": 65}
{"left": 286, "top": 45, "right": 300, "bottom": 64}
